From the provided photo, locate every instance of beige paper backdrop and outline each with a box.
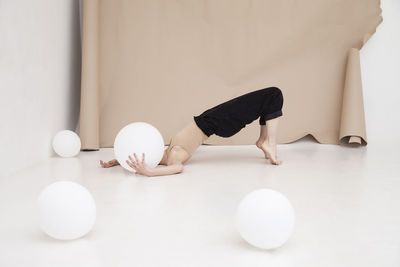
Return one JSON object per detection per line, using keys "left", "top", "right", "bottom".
{"left": 79, "top": 0, "right": 382, "bottom": 150}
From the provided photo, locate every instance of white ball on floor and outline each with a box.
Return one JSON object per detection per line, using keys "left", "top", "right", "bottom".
{"left": 52, "top": 130, "right": 81, "bottom": 157}
{"left": 235, "top": 188, "right": 295, "bottom": 250}
{"left": 37, "top": 181, "right": 96, "bottom": 240}
{"left": 114, "top": 122, "right": 165, "bottom": 172}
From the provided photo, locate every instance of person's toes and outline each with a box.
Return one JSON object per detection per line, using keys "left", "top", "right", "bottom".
{"left": 271, "top": 158, "right": 281, "bottom": 165}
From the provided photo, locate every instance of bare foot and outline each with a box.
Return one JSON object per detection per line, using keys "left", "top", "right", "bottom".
{"left": 100, "top": 159, "right": 120, "bottom": 168}
{"left": 256, "top": 139, "right": 282, "bottom": 165}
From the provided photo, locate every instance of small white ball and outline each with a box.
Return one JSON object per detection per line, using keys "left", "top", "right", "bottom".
{"left": 235, "top": 188, "right": 296, "bottom": 250}
{"left": 37, "top": 181, "right": 96, "bottom": 240}
{"left": 114, "top": 122, "right": 165, "bottom": 172}
{"left": 52, "top": 130, "right": 81, "bottom": 157}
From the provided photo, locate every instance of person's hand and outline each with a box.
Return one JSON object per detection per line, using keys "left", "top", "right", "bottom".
{"left": 126, "top": 152, "right": 153, "bottom": 177}
{"left": 100, "top": 159, "right": 119, "bottom": 168}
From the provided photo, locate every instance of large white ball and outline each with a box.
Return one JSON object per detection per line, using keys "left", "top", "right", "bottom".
{"left": 52, "top": 130, "right": 81, "bottom": 157}
{"left": 37, "top": 181, "right": 96, "bottom": 240}
{"left": 235, "top": 188, "right": 296, "bottom": 250}
{"left": 114, "top": 122, "right": 165, "bottom": 172}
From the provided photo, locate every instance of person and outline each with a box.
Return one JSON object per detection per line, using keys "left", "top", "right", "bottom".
{"left": 100, "top": 87, "right": 284, "bottom": 177}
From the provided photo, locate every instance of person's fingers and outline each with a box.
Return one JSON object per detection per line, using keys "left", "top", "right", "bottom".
{"left": 142, "top": 153, "right": 145, "bottom": 164}
{"left": 129, "top": 155, "right": 135, "bottom": 163}
{"left": 129, "top": 159, "right": 136, "bottom": 167}
{"left": 126, "top": 160, "right": 136, "bottom": 169}
{"left": 126, "top": 160, "right": 133, "bottom": 169}
{"left": 134, "top": 153, "right": 140, "bottom": 163}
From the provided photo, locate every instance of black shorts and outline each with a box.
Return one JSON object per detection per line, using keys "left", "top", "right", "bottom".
{"left": 194, "top": 87, "right": 284, "bottom": 138}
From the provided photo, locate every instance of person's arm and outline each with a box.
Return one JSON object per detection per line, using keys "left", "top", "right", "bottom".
{"left": 159, "top": 149, "right": 168, "bottom": 166}
{"left": 148, "top": 164, "right": 184, "bottom": 177}
{"left": 126, "top": 153, "right": 184, "bottom": 177}
{"left": 100, "top": 159, "right": 120, "bottom": 168}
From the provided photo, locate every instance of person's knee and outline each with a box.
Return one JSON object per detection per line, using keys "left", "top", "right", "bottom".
{"left": 268, "top": 86, "right": 282, "bottom": 96}
{"left": 264, "top": 87, "right": 283, "bottom": 103}
{"left": 262, "top": 87, "right": 283, "bottom": 111}
{"left": 261, "top": 86, "right": 282, "bottom": 97}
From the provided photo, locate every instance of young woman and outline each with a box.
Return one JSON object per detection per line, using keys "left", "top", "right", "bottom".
{"left": 100, "top": 87, "right": 284, "bottom": 177}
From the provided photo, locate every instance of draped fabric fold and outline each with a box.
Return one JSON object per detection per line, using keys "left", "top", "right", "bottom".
{"left": 339, "top": 48, "right": 367, "bottom": 145}
{"left": 339, "top": 29, "right": 382, "bottom": 145}
{"left": 79, "top": 0, "right": 382, "bottom": 150}
{"left": 80, "top": 0, "right": 99, "bottom": 150}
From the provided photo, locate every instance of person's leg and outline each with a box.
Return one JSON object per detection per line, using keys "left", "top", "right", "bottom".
{"left": 194, "top": 87, "right": 282, "bottom": 138}
{"left": 256, "top": 111, "right": 279, "bottom": 142}
{"left": 256, "top": 117, "right": 282, "bottom": 165}
{"left": 255, "top": 87, "right": 284, "bottom": 165}
{"left": 257, "top": 125, "right": 267, "bottom": 145}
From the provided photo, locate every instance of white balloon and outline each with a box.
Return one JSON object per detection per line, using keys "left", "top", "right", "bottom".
{"left": 52, "top": 130, "right": 81, "bottom": 157}
{"left": 37, "top": 181, "right": 96, "bottom": 240}
{"left": 235, "top": 188, "right": 296, "bottom": 250}
{"left": 114, "top": 122, "right": 165, "bottom": 172}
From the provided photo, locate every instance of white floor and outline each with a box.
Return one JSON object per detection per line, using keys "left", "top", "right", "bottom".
{"left": 1, "top": 137, "right": 399, "bottom": 267}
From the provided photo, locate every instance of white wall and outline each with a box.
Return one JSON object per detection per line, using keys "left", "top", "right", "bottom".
{"left": 361, "top": 0, "right": 400, "bottom": 147}
{"left": 0, "top": 0, "right": 81, "bottom": 177}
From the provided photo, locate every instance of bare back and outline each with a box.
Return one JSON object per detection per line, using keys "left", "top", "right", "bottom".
{"left": 161, "top": 119, "right": 209, "bottom": 165}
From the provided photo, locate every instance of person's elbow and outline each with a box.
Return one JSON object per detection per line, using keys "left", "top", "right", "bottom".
{"left": 176, "top": 163, "right": 184, "bottom": 174}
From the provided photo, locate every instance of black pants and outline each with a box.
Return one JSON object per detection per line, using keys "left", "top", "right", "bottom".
{"left": 194, "top": 87, "right": 284, "bottom": 138}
